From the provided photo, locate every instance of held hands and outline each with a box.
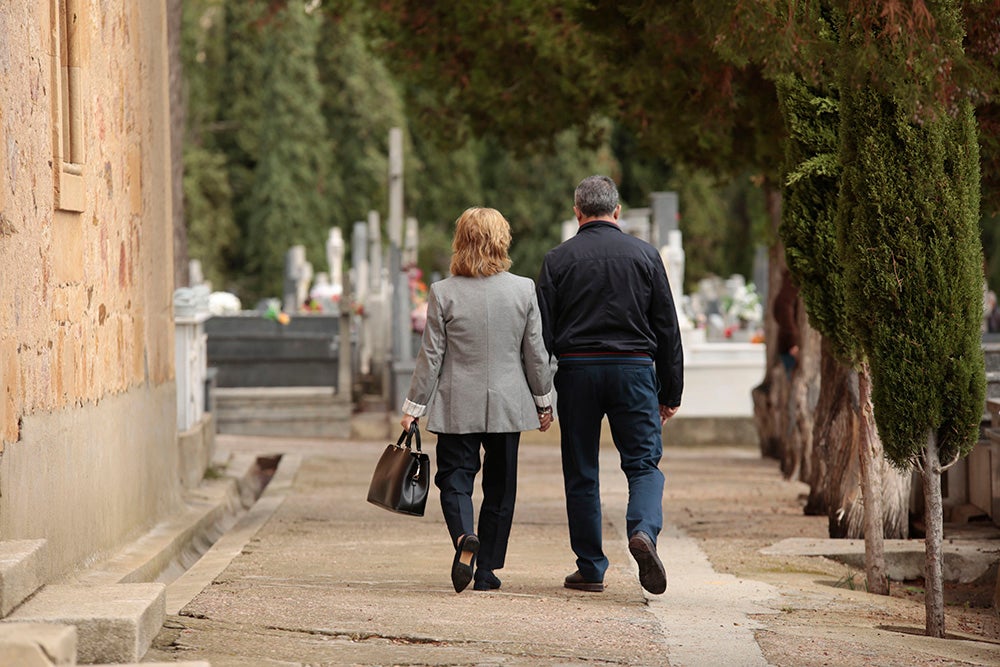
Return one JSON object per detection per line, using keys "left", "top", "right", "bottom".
{"left": 659, "top": 405, "right": 679, "bottom": 425}
{"left": 537, "top": 406, "right": 553, "bottom": 432}
{"left": 538, "top": 412, "right": 553, "bottom": 432}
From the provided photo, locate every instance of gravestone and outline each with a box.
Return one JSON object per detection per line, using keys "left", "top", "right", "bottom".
{"left": 326, "top": 227, "right": 344, "bottom": 295}
{"left": 403, "top": 216, "right": 419, "bottom": 269}
{"left": 621, "top": 207, "right": 651, "bottom": 242}
{"left": 660, "top": 229, "right": 689, "bottom": 329}
{"left": 651, "top": 191, "right": 679, "bottom": 250}
{"left": 283, "top": 245, "right": 312, "bottom": 314}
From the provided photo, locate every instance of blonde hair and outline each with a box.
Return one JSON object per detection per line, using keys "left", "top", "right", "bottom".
{"left": 449, "top": 207, "right": 512, "bottom": 277}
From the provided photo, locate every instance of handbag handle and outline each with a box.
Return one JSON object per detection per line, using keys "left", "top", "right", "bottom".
{"left": 395, "top": 421, "right": 423, "bottom": 453}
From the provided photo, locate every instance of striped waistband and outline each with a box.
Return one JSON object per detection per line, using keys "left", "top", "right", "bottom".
{"left": 557, "top": 352, "right": 653, "bottom": 365}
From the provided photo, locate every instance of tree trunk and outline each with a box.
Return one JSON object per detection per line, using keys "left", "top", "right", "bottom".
{"left": 752, "top": 373, "right": 781, "bottom": 459}
{"left": 922, "top": 431, "right": 946, "bottom": 637}
{"left": 806, "top": 345, "right": 910, "bottom": 541}
{"left": 805, "top": 339, "right": 842, "bottom": 515}
{"left": 782, "top": 311, "right": 821, "bottom": 482}
{"left": 858, "top": 366, "right": 889, "bottom": 595}
{"left": 809, "top": 341, "right": 859, "bottom": 522}
{"left": 753, "top": 188, "right": 784, "bottom": 459}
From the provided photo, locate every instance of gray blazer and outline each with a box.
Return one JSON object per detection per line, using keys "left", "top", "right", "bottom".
{"left": 402, "top": 272, "right": 552, "bottom": 434}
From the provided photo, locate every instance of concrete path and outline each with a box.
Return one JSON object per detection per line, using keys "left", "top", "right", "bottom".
{"left": 145, "top": 435, "right": 781, "bottom": 666}
{"left": 651, "top": 525, "right": 778, "bottom": 666}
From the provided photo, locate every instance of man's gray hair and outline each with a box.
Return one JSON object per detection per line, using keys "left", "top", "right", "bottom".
{"left": 574, "top": 175, "right": 619, "bottom": 218}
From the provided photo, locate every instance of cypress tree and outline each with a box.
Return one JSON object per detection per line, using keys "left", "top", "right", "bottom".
{"left": 777, "top": 75, "right": 851, "bottom": 362}
{"left": 244, "top": 1, "right": 332, "bottom": 301}
{"left": 838, "top": 92, "right": 984, "bottom": 469}
{"left": 316, "top": 4, "right": 405, "bottom": 235}
{"left": 836, "top": 1, "right": 985, "bottom": 634}
{"left": 181, "top": 0, "right": 237, "bottom": 290}
{"left": 778, "top": 69, "right": 914, "bottom": 597}
{"left": 216, "top": 0, "right": 270, "bottom": 299}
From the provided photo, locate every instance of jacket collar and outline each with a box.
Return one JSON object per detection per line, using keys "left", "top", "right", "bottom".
{"left": 578, "top": 220, "right": 620, "bottom": 233}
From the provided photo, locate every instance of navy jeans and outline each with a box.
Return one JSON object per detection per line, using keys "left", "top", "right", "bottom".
{"left": 434, "top": 432, "right": 520, "bottom": 572}
{"left": 555, "top": 362, "right": 664, "bottom": 581}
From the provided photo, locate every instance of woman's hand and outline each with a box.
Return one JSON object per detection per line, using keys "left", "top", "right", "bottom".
{"left": 537, "top": 406, "right": 553, "bottom": 432}
{"left": 538, "top": 413, "right": 553, "bottom": 432}
{"left": 401, "top": 415, "right": 417, "bottom": 431}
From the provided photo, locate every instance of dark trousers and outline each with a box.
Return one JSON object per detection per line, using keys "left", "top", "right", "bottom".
{"left": 434, "top": 432, "right": 520, "bottom": 572}
{"left": 555, "top": 363, "right": 664, "bottom": 581}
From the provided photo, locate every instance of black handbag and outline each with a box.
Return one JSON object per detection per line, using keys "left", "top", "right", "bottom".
{"left": 366, "top": 422, "right": 430, "bottom": 516}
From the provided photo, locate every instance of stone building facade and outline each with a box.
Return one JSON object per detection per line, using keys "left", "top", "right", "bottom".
{"left": 0, "top": 1, "right": 182, "bottom": 582}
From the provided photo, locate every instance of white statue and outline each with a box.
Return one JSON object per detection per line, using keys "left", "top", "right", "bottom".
{"left": 326, "top": 228, "right": 344, "bottom": 294}
{"left": 660, "top": 229, "right": 691, "bottom": 329}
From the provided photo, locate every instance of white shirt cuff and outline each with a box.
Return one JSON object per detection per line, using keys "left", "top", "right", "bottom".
{"left": 533, "top": 392, "right": 552, "bottom": 409}
{"left": 402, "top": 398, "right": 427, "bottom": 418}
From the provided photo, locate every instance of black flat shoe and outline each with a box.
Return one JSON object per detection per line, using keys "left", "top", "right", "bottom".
{"left": 564, "top": 570, "right": 604, "bottom": 592}
{"left": 451, "top": 534, "right": 480, "bottom": 593}
{"left": 473, "top": 569, "right": 502, "bottom": 591}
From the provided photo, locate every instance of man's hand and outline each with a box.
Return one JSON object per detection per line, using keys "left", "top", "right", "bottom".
{"left": 401, "top": 414, "right": 417, "bottom": 431}
{"left": 659, "top": 405, "right": 679, "bottom": 425}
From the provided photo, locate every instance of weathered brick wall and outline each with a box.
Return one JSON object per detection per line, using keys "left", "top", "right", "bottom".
{"left": 0, "top": 1, "right": 175, "bottom": 450}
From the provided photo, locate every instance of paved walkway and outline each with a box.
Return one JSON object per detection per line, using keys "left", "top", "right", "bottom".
{"left": 144, "top": 433, "right": 1000, "bottom": 666}
{"left": 144, "top": 435, "right": 777, "bottom": 666}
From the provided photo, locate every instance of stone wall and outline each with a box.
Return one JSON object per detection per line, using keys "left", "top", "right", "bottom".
{"left": 0, "top": 2, "right": 181, "bottom": 580}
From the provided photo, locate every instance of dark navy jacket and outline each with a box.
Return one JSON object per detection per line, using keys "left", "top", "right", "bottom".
{"left": 536, "top": 220, "right": 683, "bottom": 407}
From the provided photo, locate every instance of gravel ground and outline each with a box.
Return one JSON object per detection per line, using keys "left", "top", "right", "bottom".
{"left": 663, "top": 445, "right": 1000, "bottom": 666}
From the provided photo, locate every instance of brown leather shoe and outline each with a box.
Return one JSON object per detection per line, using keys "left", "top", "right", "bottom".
{"left": 564, "top": 570, "right": 604, "bottom": 592}
{"left": 628, "top": 531, "right": 666, "bottom": 594}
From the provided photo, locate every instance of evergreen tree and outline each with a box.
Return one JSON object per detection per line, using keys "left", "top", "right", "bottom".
{"left": 839, "top": 91, "right": 984, "bottom": 469}
{"left": 181, "top": 0, "right": 237, "bottom": 290}
{"left": 242, "top": 1, "right": 331, "bottom": 301}
{"left": 213, "top": 0, "right": 270, "bottom": 298}
{"left": 836, "top": 2, "right": 985, "bottom": 633}
{"left": 399, "top": 82, "right": 485, "bottom": 277}
{"left": 477, "top": 129, "right": 617, "bottom": 280}
{"left": 316, "top": 3, "right": 406, "bottom": 237}
{"left": 778, "top": 69, "right": 911, "bottom": 598}
{"left": 184, "top": 145, "right": 235, "bottom": 290}
{"left": 778, "top": 76, "right": 850, "bottom": 362}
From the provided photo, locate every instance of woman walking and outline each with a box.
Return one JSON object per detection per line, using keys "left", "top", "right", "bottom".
{"left": 400, "top": 207, "right": 552, "bottom": 593}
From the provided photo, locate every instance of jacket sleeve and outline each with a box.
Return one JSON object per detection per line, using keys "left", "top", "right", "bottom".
{"left": 521, "top": 283, "right": 553, "bottom": 408}
{"left": 536, "top": 256, "right": 558, "bottom": 360}
{"left": 402, "top": 284, "right": 446, "bottom": 417}
{"left": 648, "top": 254, "right": 684, "bottom": 407}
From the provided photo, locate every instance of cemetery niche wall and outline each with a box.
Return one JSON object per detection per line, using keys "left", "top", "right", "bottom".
{"left": 205, "top": 313, "right": 351, "bottom": 389}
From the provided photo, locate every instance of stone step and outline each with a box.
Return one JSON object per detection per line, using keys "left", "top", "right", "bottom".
{"left": 213, "top": 385, "right": 345, "bottom": 405}
{"left": 0, "top": 539, "right": 47, "bottom": 616}
{"left": 62, "top": 453, "right": 269, "bottom": 589}
{"left": 214, "top": 386, "right": 351, "bottom": 437}
{"left": 216, "top": 404, "right": 350, "bottom": 421}
{"left": 6, "top": 583, "right": 165, "bottom": 664}
{"left": 0, "top": 622, "right": 75, "bottom": 666}
{"left": 215, "top": 416, "right": 350, "bottom": 438}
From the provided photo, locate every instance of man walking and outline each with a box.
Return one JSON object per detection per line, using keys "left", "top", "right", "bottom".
{"left": 537, "top": 175, "right": 683, "bottom": 595}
